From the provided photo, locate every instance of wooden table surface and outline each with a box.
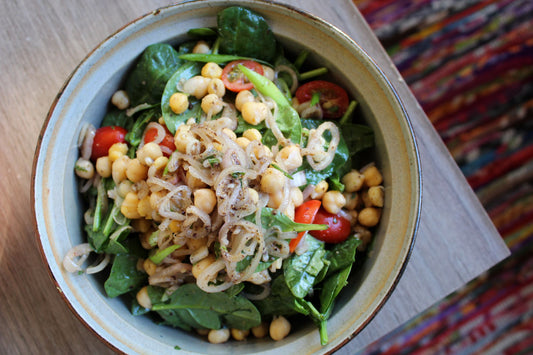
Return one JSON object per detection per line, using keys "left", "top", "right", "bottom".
{"left": 2, "top": 0, "right": 510, "bottom": 353}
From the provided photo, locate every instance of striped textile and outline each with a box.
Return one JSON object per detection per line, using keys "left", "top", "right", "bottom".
{"left": 353, "top": 0, "right": 533, "bottom": 353}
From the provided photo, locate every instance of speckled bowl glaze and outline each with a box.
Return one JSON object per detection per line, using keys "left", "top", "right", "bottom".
{"left": 32, "top": 1, "right": 421, "bottom": 354}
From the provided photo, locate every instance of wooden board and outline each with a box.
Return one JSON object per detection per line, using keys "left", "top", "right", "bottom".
{"left": 0, "top": 0, "right": 509, "bottom": 353}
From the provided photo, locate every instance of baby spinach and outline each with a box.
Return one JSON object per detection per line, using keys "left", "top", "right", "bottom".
{"left": 104, "top": 253, "right": 148, "bottom": 298}
{"left": 319, "top": 265, "right": 352, "bottom": 315}
{"left": 161, "top": 61, "right": 202, "bottom": 134}
{"left": 152, "top": 283, "right": 261, "bottom": 330}
{"left": 124, "top": 107, "right": 160, "bottom": 154}
{"left": 217, "top": 6, "right": 277, "bottom": 63}
{"left": 125, "top": 43, "right": 184, "bottom": 106}
{"left": 283, "top": 234, "right": 326, "bottom": 299}
{"left": 179, "top": 53, "right": 270, "bottom": 65}
{"left": 324, "top": 234, "right": 362, "bottom": 277}
{"left": 101, "top": 108, "right": 133, "bottom": 131}
{"left": 253, "top": 275, "right": 310, "bottom": 318}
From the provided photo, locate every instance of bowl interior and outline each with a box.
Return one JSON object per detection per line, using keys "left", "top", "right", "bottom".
{"left": 32, "top": 1, "right": 420, "bottom": 354}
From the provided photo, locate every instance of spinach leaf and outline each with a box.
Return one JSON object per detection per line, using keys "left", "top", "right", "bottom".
{"left": 261, "top": 207, "right": 327, "bottom": 233}
{"left": 252, "top": 275, "right": 310, "bottom": 317}
{"left": 342, "top": 123, "right": 375, "bottom": 160}
{"left": 324, "top": 234, "right": 362, "bottom": 277}
{"left": 104, "top": 253, "right": 147, "bottom": 298}
{"left": 124, "top": 107, "right": 160, "bottom": 152}
{"left": 101, "top": 108, "right": 133, "bottom": 131}
{"left": 179, "top": 53, "right": 270, "bottom": 65}
{"left": 217, "top": 6, "right": 277, "bottom": 63}
{"left": 152, "top": 283, "right": 261, "bottom": 330}
{"left": 319, "top": 265, "right": 352, "bottom": 314}
{"left": 283, "top": 234, "right": 326, "bottom": 298}
{"left": 125, "top": 43, "right": 184, "bottom": 106}
{"left": 161, "top": 61, "right": 202, "bottom": 134}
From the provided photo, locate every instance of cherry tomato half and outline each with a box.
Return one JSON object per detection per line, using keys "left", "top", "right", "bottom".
{"left": 309, "top": 207, "right": 351, "bottom": 243}
{"left": 143, "top": 125, "right": 176, "bottom": 157}
{"left": 290, "top": 200, "right": 322, "bottom": 252}
{"left": 91, "top": 126, "right": 128, "bottom": 161}
{"left": 221, "top": 60, "right": 264, "bottom": 92}
{"left": 295, "top": 80, "right": 349, "bottom": 119}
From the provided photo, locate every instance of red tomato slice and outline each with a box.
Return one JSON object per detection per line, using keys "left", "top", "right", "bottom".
{"left": 295, "top": 80, "right": 349, "bottom": 119}
{"left": 143, "top": 125, "right": 176, "bottom": 157}
{"left": 309, "top": 207, "right": 351, "bottom": 243}
{"left": 221, "top": 60, "right": 264, "bottom": 92}
{"left": 290, "top": 200, "right": 322, "bottom": 252}
{"left": 91, "top": 126, "right": 127, "bottom": 161}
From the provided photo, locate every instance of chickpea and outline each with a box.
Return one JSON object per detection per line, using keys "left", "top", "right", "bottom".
{"left": 355, "top": 225, "right": 373, "bottom": 251}
{"left": 276, "top": 144, "right": 303, "bottom": 171}
{"left": 136, "top": 286, "right": 151, "bottom": 309}
{"left": 137, "top": 195, "right": 152, "bottom": 218}
{"left": 194, "top": 188, "right": 217, "bottom": 214}
{"left": 358, "top": 207, "right": 381, "bottom": 227}
{"left": 174, "top": 124, "right": 201, "bottom": 154}
{"left": 208, "top": 328, "right": 230, "bottom": 344}
{"left": 310, "top": 180, "right": 328, "bottom": 200}
{"left": 269, "top": 316, "right": 291, "bottom": 341}
{"left": 150, "top": 190, "right": 165, "bottom": 210}
{"left": 192, "top": 40, "right": 210, "bottom": 54}
{"left": 139, "top": 231, "right": 155, "bottom": 250}
{"left": 242, "top": 128, "right": 262, "bottom": 142}
{"left": 251, "top": 322, "right": 269, "bottom": 338}
{"left": 221, "top": 128, "right": 237, "bottom": 141}
{"left": 343, "top": 191, "right": 360, "bottom": 210}
{"left": 143, "top": 258, "right": 157, "bottom": 276}
{"left": 137, "top": 142, "right": 163, "bottom": 166}
{"left": 247, "top": 188, "right": 259, "bottom": 205}
{"left": 121, "top": 191, "right": 141, "bottom": 219}
{"left": 368, "top": 186, "right": 384, "bottom": 207}
{"left": 131, "top": 217, "right": 151, "bottom": 233}
{"left": 241, "top": 101, "right": 269, "bottom": 125}
{"left": 112, "top": 155, "right": 130, "bottom": 184}
{"left": 207, "top": 78, "right": 226, "bottom": 97}
{"left": 183, "top": 75, "right": 210, "bottom": 99}
{"left": 117, "top": 180, "right": 133, "bottom": 198}
{"left": 231, "top": 328, "right": 250, "bottom": 341}
{"left": 95, "top": 156, "right": 112, "bottom": 178}
{"left": 267, "top": 190, "right": 283, "bottom": 209}
{"left": 169, "top": 92, "right": 188, "bottom": 114}
{"left": 342, "top": 170, "right": 365, "bottom": 192}
{"left": 185, "top": 170, "right": 207, "bottom": 189}
{"left": 322, "top": 190, "right": 346, "bottom": 215}
{"left": 260, "top": 167, "right": 286, "bottom": 194}
{"left": 201, "top": 62, "right": 223, "bottom": 78}
{"left": 362, "top": 165, "right": 383, "bottom": 187}
{"left": 201, "top": 93, "right": 224, "bottom": 115}
{"left": 236, "top": 137, "right": 251, "bottom": 149}
{"left": 108, "top": 142, "right": 128, "bottom": 162}
{"left": 126, "top": 158, "right": 148, "bottom": 183}
{"left": 192, "top": 254, "right": 216, "bottom": 279}
{"left": 235, "top": 90, "right": 255, "bottom": 111}
{"left": 111, "top": 89, "right": 130, "bottom": 110}
{"left": 261, "top": 65, "right": 275, "bottom": 81}
{"left": 74, "top": 158, "right": 94, "bottom": 179}
{"left": 290, "top": 187, "right": 304, "bottom": 207}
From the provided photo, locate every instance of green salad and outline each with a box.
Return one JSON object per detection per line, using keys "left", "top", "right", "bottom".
{"left": 66, "top": 6, "right": 385, "bottom": 346}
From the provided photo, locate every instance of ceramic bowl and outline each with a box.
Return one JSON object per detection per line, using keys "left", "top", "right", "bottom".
{"left": 32, "top": 1, "right": 421, "bottom": 354}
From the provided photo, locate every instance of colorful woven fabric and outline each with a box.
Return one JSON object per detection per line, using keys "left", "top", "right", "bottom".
{"left": 353, "top": 0, "right": 533, "bottom": 353}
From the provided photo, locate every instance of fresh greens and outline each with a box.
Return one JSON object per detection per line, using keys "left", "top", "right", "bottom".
{"left": 161, "top": 61, "right": 203, "bottom": 134}
{"left": 152, "top": 283, "right": 261, "bottom": 331}
{"left": 217, "top": 6, "right": 277, "bottom": 62}
{"left": 125, "top": 43, "right": 184, "bottom": 107}
{"left": 104, "top": 253, "right": 147, "bottom": 298}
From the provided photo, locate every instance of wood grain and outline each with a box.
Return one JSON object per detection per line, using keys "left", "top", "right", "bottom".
{"left": 0, "top": 0, "right": 509, "bottom": 354}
